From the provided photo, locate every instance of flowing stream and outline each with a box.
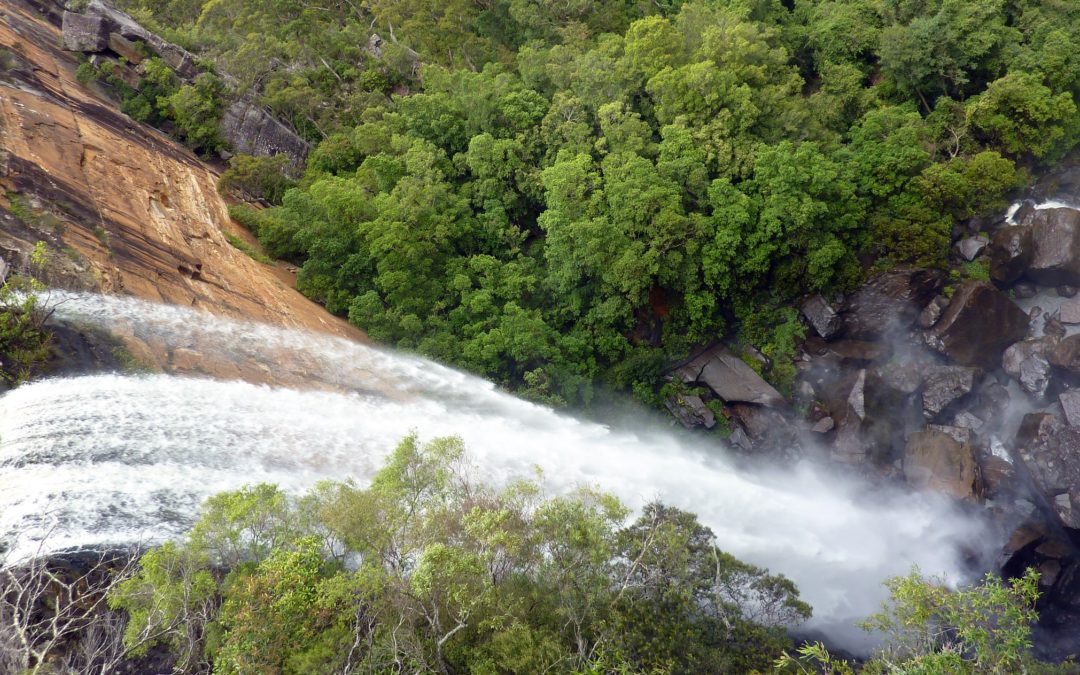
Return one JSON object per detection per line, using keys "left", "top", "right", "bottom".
{"left": 0, "top": 291, "right": 992, "bottom": 645}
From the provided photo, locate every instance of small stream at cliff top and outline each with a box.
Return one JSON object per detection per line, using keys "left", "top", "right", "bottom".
{"left": 0, "top": 291, "right": 991, "bottom": 645}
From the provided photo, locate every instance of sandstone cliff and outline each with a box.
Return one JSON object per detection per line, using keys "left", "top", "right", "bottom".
{"left": 0, "top": 1, "right": 361, "bottom": 354}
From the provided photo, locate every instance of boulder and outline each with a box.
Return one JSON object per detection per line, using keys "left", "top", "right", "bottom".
{"left": 1015, "top": 412, "right": 1080, "bottom": 528}
{"left": 1046, "top": 312, "right": 1067, "bottom": 339}
{"left": 839, "top": 269, "right": 944, "bottom": 339}
{"left": 979, "top": 454, "right": 1016, "bottom": 499}
{"left": 822, "top": 369, "right": 870, "bottom": 463}
{"left": 664, "top": 393, "right": 715, "bottom": 430}
{"left": 810, "top": 416, "right": 834, "bottom": 434}
{"left": 921, "top": 365, "right": 979, "bottom": 419}
{"left": 925, "top": 281, "right": 1029, "bottom": 368}
{"left": 0, "top": 256, "right": 8, "bottom": 284}
{"left": 107, "top": 33, "right": 143, "bottom": 63}
{"left": 1061, "top": 390, "right": 1080, "bottom": 428}
{"left": 1050, "top": 335, "right": 1080, "bottom": 377}
{"left": 800, "top": 294, "right": 841, "bottom": 339}
{"left": 670, "top": 345, "right": 785, "bottom": 407}
{"left": 963, "top": 381, "right": 1012, "bottom": 434}
{"left": 927, "top": 424, "right": 974, "bottom": 445}
{"left": 219, "top": 101, "right": 310, "bottom": 167}
{"left": 1003, "top": 337, "right": 1057, "bottom": 399}
{"left": 1025, "top": 208, "right": 1080, "bottom": 286}
{"left": 62, "top": 11, "right": 109, "bottom": 52}
{"left": 917, "top": 295, "right": 950, "bottom": 329}
{"left": 1060, "top": 299, "right": 1080, "bottom": 324}
{"left": 154, "top": 41, "right": 199, "bottom": 80}
{"left": 903, "top": 429, "right": 980, "bottom": 500}
{"left": 989, "top": 226, "right": 1033, "bottom": 285}
{"left": 728, "top": 403, "right": 796, "bottom": 452}
{"left": 1060, "top": 285, "right": 1079, "bottom": 298}
{"left": 956, "top": 235, "right": 990, "bottom": 261}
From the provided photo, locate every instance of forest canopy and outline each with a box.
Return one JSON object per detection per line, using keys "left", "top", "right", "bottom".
{"left": 120, "top": 0, "right": 1080, "bottom": 404}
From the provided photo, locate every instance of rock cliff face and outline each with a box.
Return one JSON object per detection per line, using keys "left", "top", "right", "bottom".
{"left": 0, "top": 1, "right": 360, "bottom": 354}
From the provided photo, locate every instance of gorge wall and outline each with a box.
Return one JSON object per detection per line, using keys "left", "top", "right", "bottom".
{"left": 0, "top": 0, "right": 361, "bottom": 376}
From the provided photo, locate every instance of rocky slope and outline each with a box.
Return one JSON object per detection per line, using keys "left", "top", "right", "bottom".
{"left": 0, "top": 0, "right": 362, "bottom": 374}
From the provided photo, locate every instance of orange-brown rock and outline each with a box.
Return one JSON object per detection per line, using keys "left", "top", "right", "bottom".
{"left": 0, "top": 2, "right": 364, "bottom": 361}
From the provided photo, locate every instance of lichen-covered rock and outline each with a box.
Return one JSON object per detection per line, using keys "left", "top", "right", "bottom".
{"left": 925, "top": 281, "right": 1029, "bottom": 368}
{"left": 62, "top": 11, "right": 108, "bottom": 52}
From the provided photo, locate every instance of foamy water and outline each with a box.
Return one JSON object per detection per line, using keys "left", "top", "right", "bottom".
{"left": 0, "top": 292, "right": 992, "bottom": 646}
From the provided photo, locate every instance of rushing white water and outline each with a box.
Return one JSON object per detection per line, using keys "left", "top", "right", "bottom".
{"left": 0, "top": 292, "right": 991, "bottom": 646}
{"left": 1005, "top": 198, "right": 1078, "bottom": 224}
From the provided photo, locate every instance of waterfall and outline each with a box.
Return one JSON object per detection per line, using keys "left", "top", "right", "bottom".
{"left": 0, "top": 292, "right": 991, "bottom": 646}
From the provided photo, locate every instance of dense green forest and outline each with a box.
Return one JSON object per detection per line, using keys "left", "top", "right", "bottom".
{"left": 114, "top": 0, "right": 1080, "bottom": 404}
{"left": 105, "top": 436, "right": 1054, "bottom": 674}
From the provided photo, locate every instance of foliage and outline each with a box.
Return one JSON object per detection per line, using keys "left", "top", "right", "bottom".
{"left": 111, "top": 435, "right": 810, "bottom": 674}
{"left": 0, "top": 242, "right": 53, "bottom": 384}
{"left": 775, "top": 567, "right": 1052, "bottom": 674}
{"left": 116, "top": 0, "right": 1080, "bottom": 405}
{"left": 223, "top": 232, "right": 271, "bottom": 264}
{"left": 217, "top": 154, "right": 297, "bottom": 204}
{"left": 163, "top": 72, "right": 227, "bottom": 154}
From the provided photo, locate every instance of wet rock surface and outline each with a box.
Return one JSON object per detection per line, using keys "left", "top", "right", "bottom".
{"left": 1015, "top": 413, "right": 1080, "bottom": 529}
{"left": 1003, "top": 337, "right": 1057, "bottom": 399}
{"left": 903, "top": 429, "right": 980, "bottom": 500}
{"left": 838, "top": 268, "right": 944, "bottom": 339}
{"left": 925, "top": 281, "right": 1029, "bottom": 368}
{"left": 921, "top": 365, "right": 979, "bottom": 420}
{"left": 990, "top": 225, "right": 1034, "bottom": 285}
{"left": 1024, "top": 208, "right": 1080, "bottom": 286}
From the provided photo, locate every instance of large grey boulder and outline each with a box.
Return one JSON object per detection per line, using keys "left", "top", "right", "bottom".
{"left": 1015, "top": 412, "right": 1080, "bottom": 528}
{"left": 921, "top": 365, "right": 979, "bottom": 419}
{"left": 904, "top": 429, "right": 980, "bottom": 500}
{"left": 956, "top": 235, "right": 990, "bottom": 261}
{"left": 727, "top": 403, "right": 797, "bottom": 453}
{"left": 925, "top": 281, "right": 1029, "bottom": 368}
{"left": 1025, "top": 208, "right": 1080, "bottom": 286}
{"left": 1003, "top": 337, "right": 1057, "bottom": 399}
{"left": 839, "top": 269, "right": 944, "bottom": 339}
{"left": 670, "top": 345, "right": 785, "bottom": 407}
{"left": 219, "top": 101, "right": 310, "bottom": 167}
{"left": 62, "top": 11, "right": 109, "bottom": 52}
{"left": 800, "top": 294, "right": 841, "bottom": 339}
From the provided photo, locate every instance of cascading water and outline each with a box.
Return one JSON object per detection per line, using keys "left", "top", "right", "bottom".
{"left": 0, "top": 292, "right": 992, "bottom": 647}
